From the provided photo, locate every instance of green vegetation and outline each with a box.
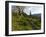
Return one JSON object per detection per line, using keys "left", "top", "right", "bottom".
{"left": 12, "top": 12, "right": 41, "bottom": 31}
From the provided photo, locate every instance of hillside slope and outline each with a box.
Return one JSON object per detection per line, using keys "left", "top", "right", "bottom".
{"left": 12, "top": 12, "right": 41, "bottom": 31}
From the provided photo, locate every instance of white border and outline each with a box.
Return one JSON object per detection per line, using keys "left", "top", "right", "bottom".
{"left": 9, "top": 3, "right": 44, "bottom": 35}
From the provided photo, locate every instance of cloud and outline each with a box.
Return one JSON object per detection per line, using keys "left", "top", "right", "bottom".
{"left": 24, "top": 6, "right": 43, "bottom": 15}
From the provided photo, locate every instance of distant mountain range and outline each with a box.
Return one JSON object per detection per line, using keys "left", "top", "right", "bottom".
{"left": 32, "top": 14, "right": 41, "bottom": 19}
{"left": 32, "top": 14, "right": 41, "bottom": 16}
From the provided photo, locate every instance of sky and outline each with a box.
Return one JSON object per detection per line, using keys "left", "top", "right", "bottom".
{"left": 12, "top": 6, "right": 43, "bottom": 15}
{"left": 23, "top": 6, "right": 43, "bottom": 15}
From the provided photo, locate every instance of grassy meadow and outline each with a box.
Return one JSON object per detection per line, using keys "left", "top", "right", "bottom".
{"left": 12, "top": 12, "right": 41, "bottom": 31}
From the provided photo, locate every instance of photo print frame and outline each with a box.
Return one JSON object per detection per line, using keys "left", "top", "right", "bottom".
{"left": 5, "top": 1, "right": 45, "bottom": 36}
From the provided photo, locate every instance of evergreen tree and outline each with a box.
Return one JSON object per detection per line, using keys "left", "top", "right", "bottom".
{"left": 30, "top": 11, "right": 31, "bottom": 16}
